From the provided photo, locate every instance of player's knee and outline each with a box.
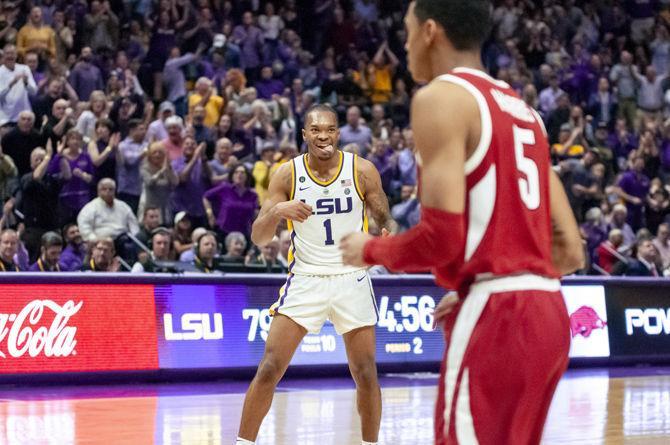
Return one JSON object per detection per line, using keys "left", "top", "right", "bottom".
{"left": 350, "top": 360, "right": 378, "bottom": 389}
{"left": 255, "top": 355, "right": 285, "bottom": 385}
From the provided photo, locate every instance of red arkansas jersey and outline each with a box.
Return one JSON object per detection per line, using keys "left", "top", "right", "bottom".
{"left": 431, "top": 67, "right": 559, "bottom": 294}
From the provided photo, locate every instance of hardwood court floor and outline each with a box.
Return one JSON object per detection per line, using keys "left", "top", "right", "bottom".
{"left": 0, "top": 368, "right": 669, "bottom": 444}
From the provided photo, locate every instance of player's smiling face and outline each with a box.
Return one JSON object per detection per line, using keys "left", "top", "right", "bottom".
{"left": 303, "top": 111, "right": 340, "bottom": 161}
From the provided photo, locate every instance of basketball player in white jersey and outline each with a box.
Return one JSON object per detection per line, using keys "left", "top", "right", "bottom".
{"left": 236, "top": 104, "right": 394, "bottom": 445}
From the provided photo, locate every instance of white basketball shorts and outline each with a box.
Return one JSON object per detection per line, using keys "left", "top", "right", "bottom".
{"left": 270, "top": 271, "right": 379, "bottom": 335}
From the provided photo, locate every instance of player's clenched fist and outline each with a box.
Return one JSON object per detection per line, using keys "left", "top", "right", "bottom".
{"left": 272, "top": 200, "right": 313, "bottom": 222}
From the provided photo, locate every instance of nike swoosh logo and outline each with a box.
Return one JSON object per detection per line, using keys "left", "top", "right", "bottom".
{"left": 299, "top": 186, "right": 311, "bottom": 191}
{"left": 356, "top": 275, "right": 366, "bottom": 282}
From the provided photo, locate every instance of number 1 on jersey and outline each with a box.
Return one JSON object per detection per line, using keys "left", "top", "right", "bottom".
{"left": 323, "top": 219, "right": 334, "bottom": 245}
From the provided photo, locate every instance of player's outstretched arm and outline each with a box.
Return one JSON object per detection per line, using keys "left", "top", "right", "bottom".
{"left": 549, "top": 169, "right": 585, "bottom": 275}
{"left": 357, "top": 157, "right": 397, "bottom": 234}
{"left": 250, "top": 162, "right": 313, "bottom": 247}
{"left": 341, "top": 82, "right": 472, "bottom": 270}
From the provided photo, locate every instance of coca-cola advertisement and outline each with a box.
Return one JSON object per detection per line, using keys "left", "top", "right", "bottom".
{"left": 0, "top": 285, "right": 159, "bottom": 374}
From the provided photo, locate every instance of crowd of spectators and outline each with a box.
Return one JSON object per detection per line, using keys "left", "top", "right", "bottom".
{"left": 0, "top": 0, "right": 670, "bottom": 277}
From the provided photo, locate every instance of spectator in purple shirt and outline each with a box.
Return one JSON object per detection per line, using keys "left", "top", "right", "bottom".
{"left": 366, "top": 137, "right": 396, "bottom": 196}
{"left": 608, "top": 118, "right": 638, "bottom": 167}
{"left": 659, "top": 123, "right": 670, "bottom": 180}
{"left": 627, "top": 0, "right": 656, "bottom": 44}
{"left": 255, "top": 66, "right": 285, "bottom": 99}
{"left": 617, "top": 155, "right": 651, "bottom": 231}
{"left": 24, "top": 50, "right": 45, "bottom": 95}
{"left": 59, "top": 223, "right": 86, "bottom": 271}
{"left": 49, "top": 129, "right": 95, "bottom": 226}
{"left": 68, "top": 47, "right": 103, "bottom": 101}
{"left": 171, "top": 136, "right": 212, "bottom": 228}
{"left": 203, "top": 163, "right": 258, "bottom": 240}
{"left": 116, "top": 119, "right": 148, "bottom": 213}
{"left": 579, "top": 207, "right": 608, "bottom": 265}
{"left": 231, "top": 11, "right": 264, "bottom": 84}
{"left": 28, "top": 231, "right": 66, "bottom": 272}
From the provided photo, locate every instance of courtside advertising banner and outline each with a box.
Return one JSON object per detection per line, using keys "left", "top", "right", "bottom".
{"left": 563, "top": 285, "right": 610, "bottom": 358}
{"left": 0, "top": 278, "right": 632, "bottom": 377}
{"left": 154, "top": 283, "right": 448, "bottom": 369}
{"left": 0, "top": 284, "right": 159, "bottom": 373}
{"left": 605, "top": 284, "right": 670, "bottom": 357}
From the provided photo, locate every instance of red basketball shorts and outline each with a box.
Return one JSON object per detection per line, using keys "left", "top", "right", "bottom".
{"left": 434, "top": 274, "right": 570, "bottom": 445}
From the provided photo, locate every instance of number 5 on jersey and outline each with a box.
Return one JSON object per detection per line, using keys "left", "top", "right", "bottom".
{"left": 513, "top": 125, "right": 540, "bottom": 210}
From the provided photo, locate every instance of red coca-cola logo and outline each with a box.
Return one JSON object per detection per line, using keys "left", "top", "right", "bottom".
{"left": 0, "top": 300, "right": 82, "bottom": 359}
{"left": 0, "top": 284, "right": 159, "bottom": 374}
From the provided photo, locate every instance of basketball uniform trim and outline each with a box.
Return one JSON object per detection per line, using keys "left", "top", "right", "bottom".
{"left": 465, "top": 165, "right": 497, "bottom": 261}
{"left": 303, "top": 151, "right": 344, "bottom": 186}
{"left": 353, "top": 154, "right": 365, "bottom": 201}
{"left": 289, "top": 158, "right": 296, "bottom": 199}
{"left": 435, "top": 74, "right": 493, "bottom": 176}
{"left": 362, "top": 207, "right": 369, "bottom": 233}
{"left": 443, "top": 290, "right": 490, "bottom": 439}
{"left": 276, "top": 272, "right": 294, "bottom": 311}
{"left": 531, "top": 107, "right": 548, "bottom": 137}
{"left": 455, "top": 369, "right": 479, "bottom": 444}
{"left": 452, "top": 66, "right": 511, "bottom": 89}
{"left": 367, "top": 275, "right": 379, "bottom": 321}
{"left": 271, "top": 226, "right": 298, "bottom": 316}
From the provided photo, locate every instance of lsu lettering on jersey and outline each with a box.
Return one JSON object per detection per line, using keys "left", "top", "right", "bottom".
{"left": 287, "top": 150, "right": 367, "bottom": 276}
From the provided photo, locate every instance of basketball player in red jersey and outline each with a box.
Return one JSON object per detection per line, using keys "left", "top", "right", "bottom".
{"left": 340, "top": 1, "right": 584, "bottom": 444}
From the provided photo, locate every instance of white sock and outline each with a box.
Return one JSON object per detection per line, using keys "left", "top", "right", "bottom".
{"left": 362, "top": 442, "right": 378, "bottom": 445}
{"left": 236, "top": 438, "right": 255, "bottom": 445}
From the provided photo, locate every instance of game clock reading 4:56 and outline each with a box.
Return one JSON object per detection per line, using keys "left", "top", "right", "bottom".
{"left": 377, "top": 295, "right": 436, "bottom": 333}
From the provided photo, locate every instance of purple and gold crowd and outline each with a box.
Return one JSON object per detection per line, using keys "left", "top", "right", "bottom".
{"left": 0, "top": 0, "right": 668, "bottom": 277}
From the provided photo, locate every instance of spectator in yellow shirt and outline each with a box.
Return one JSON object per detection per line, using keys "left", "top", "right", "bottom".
{"left": 368, "top": 40, "right": 399, "bottom": 104}
{"left": 188, "top": 77, "right": 224, "bottom": 128}
{"left": 252, "top": 143, "right": 277, "bottom": 205}
{"left": 269, "top": 142, "right": 299, "bottom": 178}
{"left": 16, "top": 7, "right": 56, "bottom": 58}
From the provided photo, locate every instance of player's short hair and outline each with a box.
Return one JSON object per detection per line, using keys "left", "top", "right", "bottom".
{"left": 414, "top": 0, "right": 492, "bottom": 51}
{"left": 304, "top": 103, "right": 338, "bottom": 128}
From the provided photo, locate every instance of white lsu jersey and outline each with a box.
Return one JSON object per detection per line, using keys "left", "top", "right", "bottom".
{"left": 287, "top": 150, "right": 368, "bottom": 276}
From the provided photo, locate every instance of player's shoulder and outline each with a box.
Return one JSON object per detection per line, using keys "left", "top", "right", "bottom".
{"left": 411, "top": 78, "right": 480, "bottom": 139}
{"left": 270, "top": 159, "right": 295, "bottom": 192}
{"left": 354, "top": 154, "right": 375, "bottom": 173}
{"left": 413, "top": 78, "right": 479, "bottom": 117}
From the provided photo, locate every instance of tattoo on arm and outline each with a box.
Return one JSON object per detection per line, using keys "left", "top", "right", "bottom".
{"left": 359, "top": 166, "right": 396, "bottom": 233}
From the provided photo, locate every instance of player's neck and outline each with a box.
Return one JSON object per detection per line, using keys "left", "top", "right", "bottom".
{"left": 306, "top": 150, "right": 341, "bottom": 177}
{"left": 429, "top": 49, "right": 484, "bottom": 80}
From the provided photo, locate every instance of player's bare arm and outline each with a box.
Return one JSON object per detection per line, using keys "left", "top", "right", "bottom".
{"left": 549, "top": 169, "right": 585, "bottom": 275}
{"left": 341, "top": 81, "right": 474, "bottom": 269}
{"left": 250, "top": 162, "right": 312, "bottom": 246}
{"left": 357, "top": 157, "right": 396, "bottom": 234}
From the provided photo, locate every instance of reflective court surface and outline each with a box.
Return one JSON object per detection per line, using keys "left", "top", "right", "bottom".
{"left": 1, "top": 368, "right": 669, "bottom": 444}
